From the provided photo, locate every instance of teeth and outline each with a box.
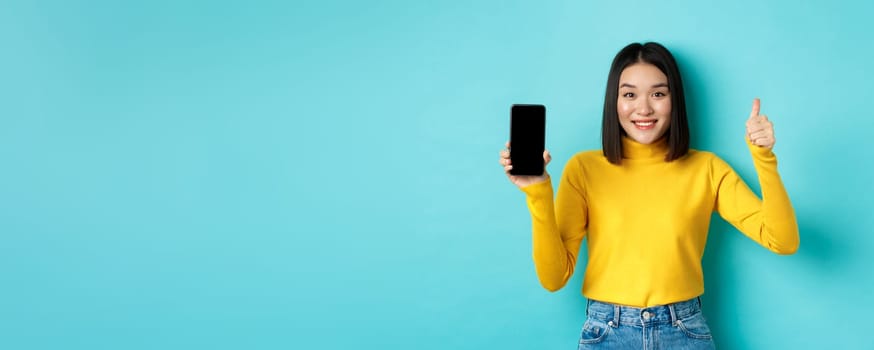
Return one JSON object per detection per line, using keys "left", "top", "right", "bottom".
{"left": 634, "top": 121, "right": 655, "bottom": 126}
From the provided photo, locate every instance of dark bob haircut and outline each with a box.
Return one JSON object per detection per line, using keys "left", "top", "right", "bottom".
{"left": 601, "top": 42, "right": 689, "bottom": 165}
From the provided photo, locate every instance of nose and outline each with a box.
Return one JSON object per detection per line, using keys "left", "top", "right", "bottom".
{"left": 636, "top": 99, "right": 654, "bottom": 116}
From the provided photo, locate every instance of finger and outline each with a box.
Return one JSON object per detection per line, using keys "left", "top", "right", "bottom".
{"left": 747, "top": 116, "right": 771, "bottom": 133}
{"left": 755, "top": 114, "right": 769, "bottom": 124}
{"left": 749, "top": 98, "right": 761, "bottom": 119}
{"left": 505, "top": 141, "right": 510, "bottom": 149}
{"left": 749, "top": 129, "right": 771, "bottom": 141}
{"left": 749, "top": 132, "right": 774, "bottom": 145}
{"left": 747, "top": 123, "right": 765, "bottom": 135}
{"left": 749, "top": 134, "right": 770, "bottom": 145}
{"left": 500, "top": 149, "right": 510, "bottom": 158}
{"left": 504, "top": 165, "right": 513, "bottom": 172}
{"left": 544, "top": 150, "right": 552, "bottom": 166}
{"left": 751, "top": 120, "right": 772, "bottom": 132}
{"left": 752, "top": 137, "right": 774, "bottom": 148}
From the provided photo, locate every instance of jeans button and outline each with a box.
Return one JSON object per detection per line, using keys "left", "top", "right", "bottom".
{"left": 642, "top": 311, "right": 651, "bottom": 320}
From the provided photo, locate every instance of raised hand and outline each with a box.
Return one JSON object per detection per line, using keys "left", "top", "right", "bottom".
{"left": 746, "top": 98, "right": 776, "bottom": 149}
{"left": 499, "top": 141, "right": 551, "bottom": 188}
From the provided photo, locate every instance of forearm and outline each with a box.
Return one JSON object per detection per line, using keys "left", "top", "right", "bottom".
{"left": 522, "top": 180, "right": 575, "bottom": 291}
{"left": 748, "top": 141, "right": 800, "bottom": 254}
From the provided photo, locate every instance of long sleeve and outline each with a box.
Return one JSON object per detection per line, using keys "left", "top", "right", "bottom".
{"left": 520, "top": 157, "right": 588, "bottom": 291}
{"left": 713, "top": 140, "right": 800, "bottom": 254}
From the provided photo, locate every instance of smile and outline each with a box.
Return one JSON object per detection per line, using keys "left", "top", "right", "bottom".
{"left": 632, "top": 120, "right": 657, "bottom": 130}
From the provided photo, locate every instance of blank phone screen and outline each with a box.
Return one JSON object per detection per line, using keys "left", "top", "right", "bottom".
{"left": 509, "top": 104, "right": 545, "bottom": 176}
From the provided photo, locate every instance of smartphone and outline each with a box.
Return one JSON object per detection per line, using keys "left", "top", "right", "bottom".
{"left": 509, "top": 104, "right": 546, "bottom": 176}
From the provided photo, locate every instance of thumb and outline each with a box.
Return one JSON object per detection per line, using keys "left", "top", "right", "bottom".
{"left": 748, "top": 98, "right": 761, "bottom": 120}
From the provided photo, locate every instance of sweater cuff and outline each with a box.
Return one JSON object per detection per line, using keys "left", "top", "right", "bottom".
{"left": 746, "top": 137, "right": 776, "bottom": 164}
{"left": 520, "top": 178, "right": 554, "bottom": 199}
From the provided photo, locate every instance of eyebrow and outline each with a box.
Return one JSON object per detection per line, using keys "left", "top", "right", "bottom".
{"left": 619, "top": 83, "right": 669, "bottom": 88}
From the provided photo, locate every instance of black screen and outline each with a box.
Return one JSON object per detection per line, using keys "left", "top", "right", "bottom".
{"left": 509, "top": 104, "right": 545, "bottom": 176}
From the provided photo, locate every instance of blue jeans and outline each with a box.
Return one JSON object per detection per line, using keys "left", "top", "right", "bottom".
{"left": 578, "top": 297, "right": 716, "bottom": 350}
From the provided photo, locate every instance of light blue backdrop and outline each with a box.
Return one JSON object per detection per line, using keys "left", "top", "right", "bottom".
{"left": 1, "top": 0, "right": 872, "bottom": 349}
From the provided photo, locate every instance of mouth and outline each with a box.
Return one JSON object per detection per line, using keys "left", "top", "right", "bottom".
{"left": 632, "top": 119, "right": 657, "bottom": 130}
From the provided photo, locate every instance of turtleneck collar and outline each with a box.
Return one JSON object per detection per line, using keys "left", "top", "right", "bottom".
{"left": 622, "top": 136, "right": 669, "bottom": 160}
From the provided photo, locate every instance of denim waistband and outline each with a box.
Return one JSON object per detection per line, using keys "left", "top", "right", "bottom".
{"left": 586, "top": 297, "right": 702, "bottom": 326}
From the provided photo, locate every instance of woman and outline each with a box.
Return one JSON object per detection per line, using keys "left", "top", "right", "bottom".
{"left": 498, "top": 42, "right": 799, "bottom": 349}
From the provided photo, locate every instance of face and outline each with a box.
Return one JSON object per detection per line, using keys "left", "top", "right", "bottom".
{"left": 617, "top": 63, "right": 672, "bottom": 144}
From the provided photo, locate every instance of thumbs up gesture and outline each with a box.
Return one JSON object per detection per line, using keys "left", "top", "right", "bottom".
{"left": 746, "top": 98, "right": 775, "bottom": 149}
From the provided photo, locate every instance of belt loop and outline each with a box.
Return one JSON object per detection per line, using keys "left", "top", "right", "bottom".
{"left": 613, "top": 304, "right": 620, "bottom": 327}
{"left": 586, "top": 299, "right": 590, "bottom": 315}
{"left": 697, "top": 296, "right": 703, "bottom": 310}
{"left": 668, "top": 303, "right": 678, "bottom": 325}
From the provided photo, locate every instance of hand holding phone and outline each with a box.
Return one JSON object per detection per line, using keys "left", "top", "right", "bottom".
{"left": 500, "top": 141, "right": 551, "bottom": 188}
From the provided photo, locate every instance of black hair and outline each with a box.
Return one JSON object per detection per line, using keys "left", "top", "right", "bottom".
{"left": 601, "top": 42, "right": 689, "bottom": 165}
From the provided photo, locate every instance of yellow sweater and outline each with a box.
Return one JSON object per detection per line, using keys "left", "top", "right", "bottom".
{"left": 520, "top": 136, "right": 799, "bottom": 307}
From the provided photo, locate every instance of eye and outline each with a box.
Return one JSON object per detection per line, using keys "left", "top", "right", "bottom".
{"left": 653, "top": 91, "right": 667, "bottom": 97}
{"left": 622, "top": 92, "right": 635, "bottom": 98}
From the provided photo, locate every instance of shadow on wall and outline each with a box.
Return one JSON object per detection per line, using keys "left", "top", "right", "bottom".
{"left": 702, "top": 209, "right": 847, "bottom": 349}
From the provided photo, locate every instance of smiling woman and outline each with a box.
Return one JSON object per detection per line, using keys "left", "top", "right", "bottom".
{"left": 498, "top": 42, "right": 799, "bottom": 350}
{"left": 616, "top": 64, "right": 672, "bottom": 145}
{"left": 602, "top": 42, "right": 689, "bottom": 164}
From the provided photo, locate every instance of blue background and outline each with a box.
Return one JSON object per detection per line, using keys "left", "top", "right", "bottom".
{"left": 1, "top": 0, "right": 872, "bottom": 349}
